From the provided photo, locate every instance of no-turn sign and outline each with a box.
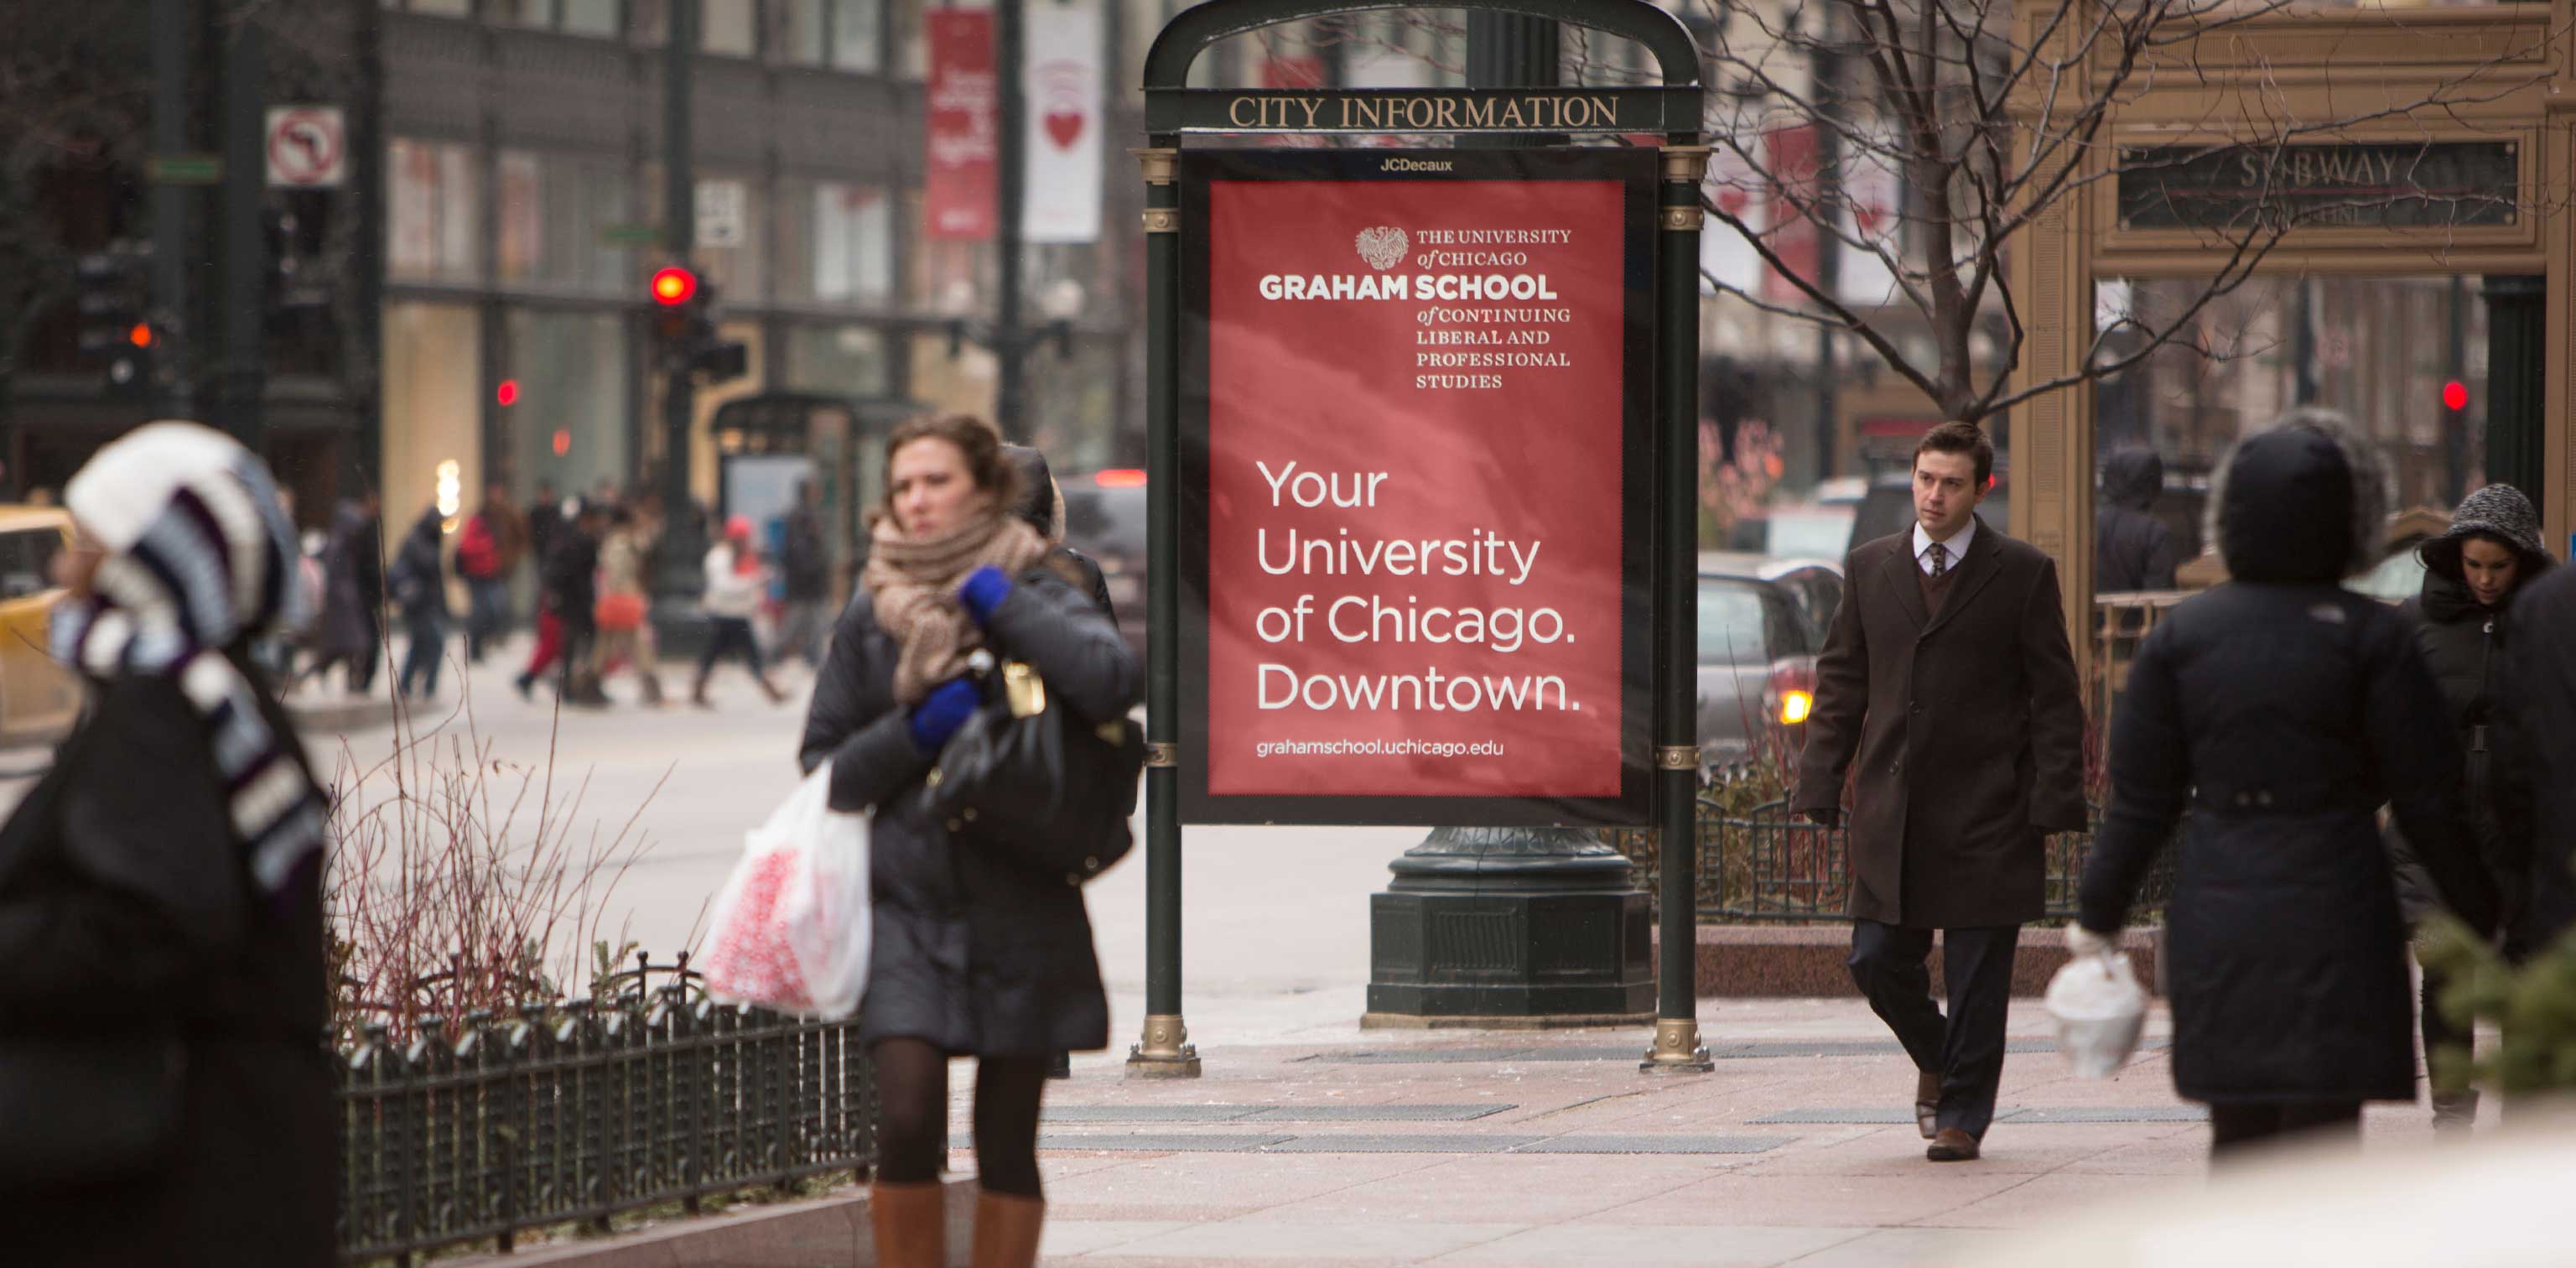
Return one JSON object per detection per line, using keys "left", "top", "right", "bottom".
{"left": 266, "top": 107, "right": 346, "bottom": 189}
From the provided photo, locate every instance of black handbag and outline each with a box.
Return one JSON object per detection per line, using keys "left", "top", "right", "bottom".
{"left": 0, "top": 1034, "right": 187, "bottom": 1187}
{"left": 923, "top": 660, "right": 1144, "bottom": 882}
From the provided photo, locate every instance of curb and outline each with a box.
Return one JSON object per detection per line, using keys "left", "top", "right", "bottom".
{"left": 434, "top": 1172, "right": 978, "bottom": 1268}
{"left": 1665, "top": 923, "right": 2163, "bottom": 998}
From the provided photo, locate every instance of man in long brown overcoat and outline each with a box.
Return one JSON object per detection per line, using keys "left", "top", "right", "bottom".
{"left": 1791, "top": 422, "right": 2089, "bottom": 1162}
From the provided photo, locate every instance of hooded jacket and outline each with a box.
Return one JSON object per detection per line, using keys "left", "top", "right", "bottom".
{"left": 2081, "top": 409, "right": 2495, "bottom": 1104}
{"left": 2386, "top": 485, "right": 2555, "bottom": 934}
{"left": 2095, "top": 448, "right": 2178, "bottom": 591}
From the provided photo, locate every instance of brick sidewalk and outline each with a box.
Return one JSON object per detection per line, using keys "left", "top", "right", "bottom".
{"left": 965, "top": 993, "right": 2452, "bottom": 1266}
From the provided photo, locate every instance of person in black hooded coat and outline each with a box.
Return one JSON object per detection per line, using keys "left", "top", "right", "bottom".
{"left": 2384, "top": 482, "right": 2553, "bottom": 1131}
{"left": 2096, "top": 446, "right": 2179, "bottom": 592}
{"left": 2077, "top": 408, "right": 2496, "bottom": 1161}
{"left": 798, "top": 415, "right": 1135, "bottom": 1268}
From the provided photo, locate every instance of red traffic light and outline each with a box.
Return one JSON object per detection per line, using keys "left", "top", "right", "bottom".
{"left": 651, "top": 266, "right": 698, "bottom": 306}
{"left": 2442, "top": 380, "right": 2469, "bottom": 411}
{"left": 496, "top": 379, "right": 520, "bottom": 407}
{"left": 127, "top": 323, "right": 153, "bottom": 349}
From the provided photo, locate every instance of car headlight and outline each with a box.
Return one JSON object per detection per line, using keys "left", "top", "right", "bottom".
{"left": 1779, "top": 689, "right": 1813, "bottom": 725}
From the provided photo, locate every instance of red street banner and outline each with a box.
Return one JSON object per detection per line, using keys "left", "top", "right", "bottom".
{"left": 923, "top": 10, "right": 997, "bottom": 242}
{"left": 1180, "top": 149, "right": 1654, "bottom": 827}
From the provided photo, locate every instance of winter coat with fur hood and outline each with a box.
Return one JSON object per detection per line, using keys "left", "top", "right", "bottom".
{"left": 2080, "top": 409, "right": 2497, "bottom": 1104}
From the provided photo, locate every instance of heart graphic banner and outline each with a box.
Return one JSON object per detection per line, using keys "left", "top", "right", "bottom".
{"left": 1023, "top": 0, "right": 1104, "bottom": 244}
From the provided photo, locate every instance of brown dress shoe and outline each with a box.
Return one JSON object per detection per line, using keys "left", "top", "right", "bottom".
{"left": 1915, "top": 1070, "right": 1940, "bottom": 1141}
{"left": 1926, "top": 1128, "right": 1981, "bottom": 1162}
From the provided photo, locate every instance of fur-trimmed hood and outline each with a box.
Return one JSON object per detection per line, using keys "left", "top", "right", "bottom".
{"left": 2205, "top": 407, "right": 2389, "bottom": 584}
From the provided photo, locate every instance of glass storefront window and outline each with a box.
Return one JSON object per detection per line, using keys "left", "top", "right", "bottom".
{"left": 388, "top": 138, "right": 480, "bottom": 283}
{"left": 2093, "top": 273, "right": 2491, "bottom": 625}
{"left": 705, "top": 0, "right": 759, "bottom": 55}
{"left": 786, "top": 324, "right": 891, "bottom": 396}
{"left": 407, "top": 0, "right": 470, "bottom": 16}
{"left": 1024, "top": 335, "right": 1119, "bottom": 472}
{"left": 504, "top": 309, "right": 631, "bottom": 507}
{"left": 383, "top": 302, "right": 484, "bottom": 553}
{"left": 833, "top": 0, "right": 883, "bottom": 71}
{"left": 894, "top": 0, "right": 928, "bottom": 79}
{"left": 562, "top": 0, "right": 620, "bottom": 35}
{"left": 632, "top": 0, "right": 669, "bottom": 44}
{"left": 498, "top": 150, "right": 636, "bottom": 293}
{"left": 489, "top": 0, "right": 553, "bottom": 27}
{"left": 905, "top": 190, "right": 993, "bottom": 313}
{"left": 773, "top": 0, "right": 828, "bottom": 64}
{"left": 781, "top": 179, "right": 893, "bottom": 303}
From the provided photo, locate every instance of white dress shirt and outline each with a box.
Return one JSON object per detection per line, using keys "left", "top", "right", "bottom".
{"left": 1912, "top": 517, "right": 1976, "bottom": 576}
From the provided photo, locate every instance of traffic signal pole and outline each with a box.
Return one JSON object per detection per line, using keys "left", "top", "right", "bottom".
{"left": 217, "top": 8, "right": 269, "bottom": 450}
{"left": 994, "top": 0, "right": 1029, "bottom": 438}
{"left": 660, "top": 0, "right": 699, "bottom": 534}
{"left": 149, "top": 0, "right": 198, "bottom": 418}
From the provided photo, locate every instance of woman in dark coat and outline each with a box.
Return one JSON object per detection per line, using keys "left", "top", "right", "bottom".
{"left": 0, "top": 422, "right": 334, "bottom": 1265}
{"left": 390, "top": 504, "right": 453, "bottom": 699}
{"left": 799, "top": 414, "right": 1136, "bottom": 1268}
{"left": 2076, "top": 408, "right": 2496, "bottom": 1160}
{"left": 2386, "top": 482, "right": 2553, "bottom": 1131}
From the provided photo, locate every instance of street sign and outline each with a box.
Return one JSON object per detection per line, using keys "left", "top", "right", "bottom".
{"left": 145, "top": 153, "right": 224, "bottom": 184}
{"left": 265, "top": 106, "right": 348, "bottom": 188}
{"left": 695, "top": 179, "right": 746, "bottom": 249}
{"left": 598, "top": 221, "right": 662, "bottom": 247}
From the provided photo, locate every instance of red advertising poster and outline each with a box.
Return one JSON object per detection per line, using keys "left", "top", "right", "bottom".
{"left": 1180, "top": 149, "right": 1654, "bottom": 826}
{"left": 1761, "top": 124, "right": 1821, "bottom": 303}
{"left": 923, "top": 10, "right": 997, "bottom": 242}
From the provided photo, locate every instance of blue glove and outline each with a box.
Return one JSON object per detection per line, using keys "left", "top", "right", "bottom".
{"left": 958, "top": 565, "right": 1013, "bottom": 626}
{"left": 908, "top": 676, "right": 982, "bottom": 754}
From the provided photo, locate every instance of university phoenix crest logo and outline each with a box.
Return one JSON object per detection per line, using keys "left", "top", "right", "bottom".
{"left": 1354, "top": 226, "right": 1408, "bottom": 271}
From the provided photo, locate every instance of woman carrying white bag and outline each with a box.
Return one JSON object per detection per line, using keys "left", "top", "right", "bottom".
{"left": 794, "top": 414, "right": 1138, "bottom": 1268}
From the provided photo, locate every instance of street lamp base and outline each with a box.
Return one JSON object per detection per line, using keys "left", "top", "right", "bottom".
{"left": 1639, "top": 1016, "right": 1716, "bottom": 1073}
{"left": 1124, "top": 1013, "right": 1202, "bottom": 1080}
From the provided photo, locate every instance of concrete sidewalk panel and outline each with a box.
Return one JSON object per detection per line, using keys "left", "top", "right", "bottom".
{"left": 1428, "top": 1223, "right": 1869, "bottom": 1265}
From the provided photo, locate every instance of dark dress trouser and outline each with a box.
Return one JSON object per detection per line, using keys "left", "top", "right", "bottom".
{"left": 1849, "top": 919, "right": 2022, "bottom": 1138}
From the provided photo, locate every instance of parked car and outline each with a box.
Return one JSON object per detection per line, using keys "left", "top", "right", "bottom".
{"left": 1057, "top": 469, "right": 1148, "bottom": 663}
{"left": 0, "top": 505, "right": 81, "bottom": 743}
{"left": 1696, "top": 572, "right": 1822, "bottom": 767}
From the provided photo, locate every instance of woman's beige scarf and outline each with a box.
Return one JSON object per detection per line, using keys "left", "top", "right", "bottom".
{"left": 863, "top": 507, "right": 1051, "bottom": 704}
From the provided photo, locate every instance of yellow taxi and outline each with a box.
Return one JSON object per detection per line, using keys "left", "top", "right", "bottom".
{"left": 0, "top": 505, "right": 82, "bottom": 743}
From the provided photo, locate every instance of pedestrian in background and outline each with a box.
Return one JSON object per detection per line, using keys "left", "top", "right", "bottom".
{"left": 518, "top": 499, "right": 608, "bottom": 706}
{"left": 2078, "top": 408, "right": 2496, "bottom": 1162}
{"left": 696, "top": 515, "right": 787, "bottom": 707}
{"left": 800, "top": 414, "right": 1137, "bottom": 1267}
{"left": 592, "top": 504, "right": 665, "bottom": 706}
{"left": 1791, "top": 420, "right": 2090, "bottom": 1164}
{"left": 0, "top": 422, "right": 331, "bottom": 1265}
{"left": 2385, "top": 482, "right": 2553, "bottom": 1134}
{"left": 2096, "top": 446, "right": 2179, "bottom": 592}
{"left": 455, "top": 481, "right": 527, "bottom": 663}
{"left": 776, "top": 481, "right": 832, "bottom": 673}
{"left": 388, "top": 505, "right": 452, "bottom": 701}
{"left": 309, "top": 489, "right": 384, "bottom": 696}
{"left": 525, "top": 477, "right": 562, "bottom": 585}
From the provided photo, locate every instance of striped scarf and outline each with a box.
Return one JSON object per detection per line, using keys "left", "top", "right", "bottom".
{"left": 49, "top": 421, "right": 327, "bottom": 903}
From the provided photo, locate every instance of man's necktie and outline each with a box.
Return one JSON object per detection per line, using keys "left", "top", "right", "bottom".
{"left": 1927, "top": 542, "right": 1948, "bottom": 578}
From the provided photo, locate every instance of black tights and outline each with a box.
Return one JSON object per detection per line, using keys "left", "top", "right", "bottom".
{"left": 870, "top": 1037, "right": 1049, "bottom": 1198}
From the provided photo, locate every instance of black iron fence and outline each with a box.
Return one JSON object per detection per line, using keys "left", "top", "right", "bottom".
{"left": 1611, "top": 796, "right": 2179, "bottom": 923}
{"left": 337, "top": 958, "right": 875, "bottom": 1265}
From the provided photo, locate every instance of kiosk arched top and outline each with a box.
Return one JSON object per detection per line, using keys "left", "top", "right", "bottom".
{"left": 1143, "top": 0, "right": 1701, "bottom": 91}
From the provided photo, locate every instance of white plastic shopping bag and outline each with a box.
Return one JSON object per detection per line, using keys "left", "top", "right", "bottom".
{"left": 699, "top": 762, "right": 871, "bottom": 1018}
{"left": 2045, "top": 948, "right": 2147, "bottom": 1078}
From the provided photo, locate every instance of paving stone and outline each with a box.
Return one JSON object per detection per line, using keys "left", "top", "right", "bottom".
{"left": 1007, "top": 1132, "right": 1293, "bottom": 1153}
{"left": 1258, "top": 1134, "right": 1546, "bottom": 1154}
{"left": 1239, "top": 1104, "right": 1514, "bottom": 1123}
{"left": 1509, "top": 1135, "right": 1794, "bottom": 1155}
{"left": 1041, "top": 1104, "right": 1275, "bottom": 1124}
{"left": 2007, "top": 1105, "right": 2208, "bottom": 1124}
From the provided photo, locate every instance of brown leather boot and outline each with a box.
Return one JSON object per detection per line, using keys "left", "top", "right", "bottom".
{"left": 970, "top": 1190, "right": 1046, "bottom": 1268}
{"left": 869, "top": 1180, "right": 946, "bottom": 1268}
